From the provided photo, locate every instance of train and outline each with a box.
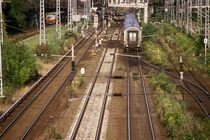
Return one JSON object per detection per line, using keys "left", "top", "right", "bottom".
{"left": 124, "top": 14, "right": 142, "bottom": 52}
{"left": 46, "top": 12, "right": 56, "bottom": 24}
{"left": 46, "top": 11, "right": 67, "bottom": 24}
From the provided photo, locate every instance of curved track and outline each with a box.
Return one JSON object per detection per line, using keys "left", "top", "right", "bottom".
{"left": 140, "top": 60, "right": 210, "bottom": 118}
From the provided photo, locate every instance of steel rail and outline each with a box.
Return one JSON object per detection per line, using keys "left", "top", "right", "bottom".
{"left": 127, "top": 58, "right": 131, "bottom": 140}
{"left": 70, "top": 48, "right": 108, "bottom": 140}
{"left": 0, "top": 37, "right": 84, "bottom": 122}
{"left": 21, "top": 32, "right": 99, "bottom": 139}
{"left": 180, "top": 85, "right": 210, "bottom": 118}
{"left": 140, "top": 60, "right": 210, "bottom": 118}
{"left": 95, "top": 47, "right": 117, "bottom": 140}
{"left": 140, "top": 60, "right": 210, "bottom": 96}
{"left": 138, "top": 58, "right": 156, "bottom": 140}
{"left": 0, "top": 32, "right": 95, "bottom": 137}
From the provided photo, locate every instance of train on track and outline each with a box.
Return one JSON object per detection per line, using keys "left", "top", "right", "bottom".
{"left": 124, "top": 14, "right": 142, "bottom": 52}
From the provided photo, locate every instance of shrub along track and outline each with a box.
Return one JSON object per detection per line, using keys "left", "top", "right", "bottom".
{"left": 158, "top": 41, "right": 210, "bottom": 118}
{"left": 0, "top": 28, "right": 103, "bottom": 139}
{"left": 140, "top": 59, "right": 210, "bottom": 118}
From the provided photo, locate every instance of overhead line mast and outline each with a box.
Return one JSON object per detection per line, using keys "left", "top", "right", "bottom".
{"left": 0, "top": 0, "right": 4, "bottom": 97}
{"left": 40, "top": 0, "right": 46, "bottom": 45}
{"left": 68, "top": 0, "right": 73, "bottom": 30}
{"left": 165, "top": 0, "right": 210, "bottom": 65}
{"left": 56, "top": 0, "right": 61, "bottom": 39}
{"left": 73, "top": 0, "right": 77, "bottom": 32}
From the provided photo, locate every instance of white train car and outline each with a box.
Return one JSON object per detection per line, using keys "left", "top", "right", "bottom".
{"left": 124, "top": 14, "right": 142, "bottom": 51}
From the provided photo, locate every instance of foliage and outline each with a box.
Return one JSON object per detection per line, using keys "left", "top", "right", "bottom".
{"left": 76, "top": 72, "right": 84, "bottom": 88}
{"left": 142, "top": 40, "right": 173, "bottom": 71}
{"left": 5, "top": 0, "right": 39, "bottom": 28}
{"left": 35, "top": 44, "right": 50, "bottom": 56}
{"left": 64, "top": 31, "right": 78, "bottom": 40}
{"left": 68, "top": 85, "right": 75, "bottom": 95}
{"left": 149, "top": 73, "right": 210, "bottom": 139}
{"left": 132, "top": 72, "right": 139, "bottom": 81}
{"left": 143, "top": 23, "right": 210, "bottom": 75}
{"left": 142, "top": 23, "right": 158, "bottom": 38}
{"left": 2, "top": 40, "right": 37, "bottom": 95}
{"left": 50, "top": 124, "right": 62, "bottom": 139}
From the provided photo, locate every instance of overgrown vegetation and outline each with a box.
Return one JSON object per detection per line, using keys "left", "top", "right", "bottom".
{"left": 49, "top": 124, "right": 62, "bottom": 139}
{"left": 142, "top": 23, "right": 210, "bottom": 76}
{"left": 149, "top": 73, "right": 210, "bottom": 139}
{"left": 68, "top": 71, "right": 84, "bottom": 97}
{"left": 1, "top": 24, "right": 80, "bottom": 102}
{"left": 2, "top": 40, "right": 37, "bottom": 98}
{"left": 132, "top": 72, "right": 139, "bottom": 81}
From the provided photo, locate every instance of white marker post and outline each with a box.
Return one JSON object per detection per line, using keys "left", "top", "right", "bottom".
{"left": 179, "top": 56, "right": 183, "bottom": 81}
{"left": 204, "top": 38, "right": 208, "bottom": 65}
{"left": 72, "top": 45, "right": 75, "bottom": 71}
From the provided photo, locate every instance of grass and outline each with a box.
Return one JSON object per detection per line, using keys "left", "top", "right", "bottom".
{"left": 49, "top": 124, "right": 62, "bottom": 139}
{"left": 142, "top": 23, "right": 210, "bottom": 75}
{"left": 21, "top": 26, "right": 67, "bottom": 51}
{"left": 149, "top": 72, "right": 210, "bottom": 139}
{"left": 68, "top": 85, "right": 75, "bottom": 97}
{"left": 117, "top": 66, "right": 124, "bottom": 71}
{"left": 132, "top": 72, "right": 139, "bottom": 80}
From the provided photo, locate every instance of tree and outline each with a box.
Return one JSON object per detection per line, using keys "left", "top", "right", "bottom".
{"left": 4, "top": 0, "right": 39, "bottom": 28}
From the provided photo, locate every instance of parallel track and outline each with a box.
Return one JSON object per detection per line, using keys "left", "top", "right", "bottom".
{"left": 95, "top": 47, "right": 117, "bottom": 140}
{"left": 69, "top": 28, "right": 119, "bottom": 139}
{"left": 70, "top": 48, "right": 108, "bottom": 140}
{"left": 0, "top": 28, "right": 103, "bottom": 139}
{"left": 127, "top": 58, "right": 131, "bottom": 140}
{"left": 137, "top": 58, "right": 156, "bottom": 140}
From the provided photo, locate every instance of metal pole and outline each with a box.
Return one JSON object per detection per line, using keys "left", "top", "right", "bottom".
{"left": 0, "top": 0, "right": 4, "bottom": 98}
{"left": 40, "top": 0, "right": 46, "bottom": 45}
{"left": 204, "top": 0, "right": 209, "bottom": 65}
{"left": 187, "top": 0, "right": 189, "bottom": 34}
{"left": 68, "top": 0, "right": 73, "bottom": 30}
{"left": 56, "top": 0, "right": 61, "bottom": 39}
{"left": 199, "top": 0, "right": 202, "bottom": 33}
{"left": 84, "top": 0, "right": 86, "bottom": 29}
{"left": 73, "top": 0, "right": 77, "bottom": 32}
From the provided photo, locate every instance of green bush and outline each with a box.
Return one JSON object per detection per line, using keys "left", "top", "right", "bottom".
{"left": 2, "top": 41, "right": 37, "bottom": 89}
{"left": 64, "top": 30, "right": 78, "bottom": 40}
{"left": 149, "top": 73, "right": 209, "bottom": 139}
{"left": 142, "top": 23, "right": 158, "bottom": 37}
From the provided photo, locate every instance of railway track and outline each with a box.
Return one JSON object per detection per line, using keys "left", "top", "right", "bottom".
{"left": 127, "top": 56, "right": 155, "bottom": 140}
{"left": 0, "top": 28, "right": 103, "bottom": 139}
{"left": 137, "top": 58, "right": 155, "bottom": 140}
{"left": 127, "top": 58, "right": 131, "bottom": 140}
{"left": 140, "top": 60, "right": 210, "bottom": 118}
{"left": 68, "top": 28, "right": 119, "bottom": 139}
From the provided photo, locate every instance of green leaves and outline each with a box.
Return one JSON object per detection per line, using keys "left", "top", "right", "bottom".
{"left": 2, "top": 41, "right": 37, "bottom": 88}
